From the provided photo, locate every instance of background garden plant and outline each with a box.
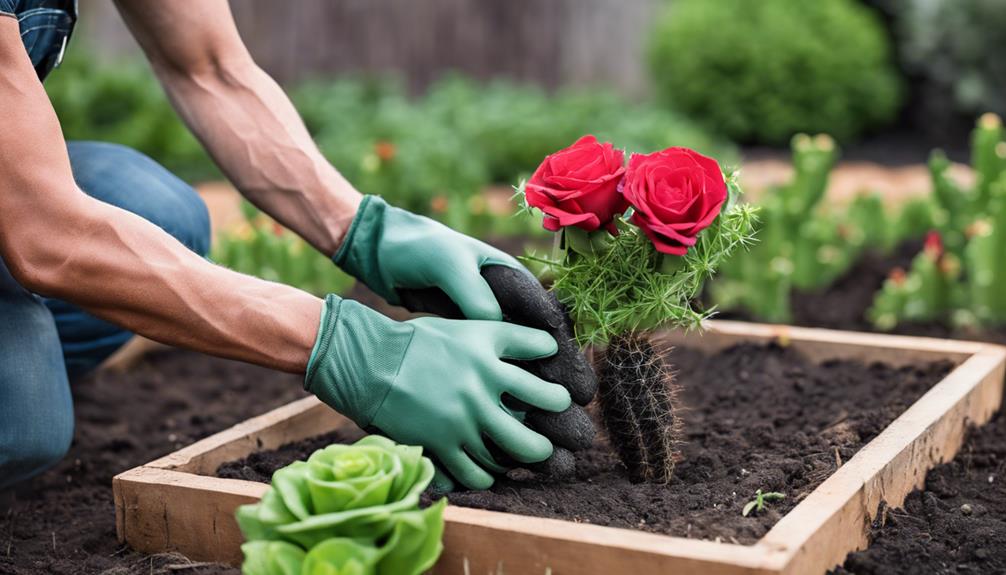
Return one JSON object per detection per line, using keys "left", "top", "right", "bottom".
{"left": 520, "top": 136, "right": 756, "bottom": 482}
{"left": 648, "top": 0, "right": 902, "bottom": 145}
{"left": 236, "top": 435, "right": 445, "bottom": 575}
{"left": 212, "top": 202, "right": 356, "bottom": 298}
{"left": 870, "top": 113, "right": 1006, "bottom": 329}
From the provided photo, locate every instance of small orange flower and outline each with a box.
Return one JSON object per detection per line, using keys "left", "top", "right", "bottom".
{"left": 888, "top": 267, "right": 907, "bottom": 286}
{"left": 430, "top": 195, "right": 449, "bottom": 214}
{"left": 374, "top": 140, "right": 397, "bottom": 162}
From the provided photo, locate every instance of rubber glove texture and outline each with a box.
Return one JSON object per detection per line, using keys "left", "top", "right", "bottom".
{"left": 400, "top": 265, "right": 598, "bottom": 480}
{"left": 305, "top": 295, "right": 572, "bottom": 490}
{"left": 333, "top": 195, "right": 523, "bottom": 321}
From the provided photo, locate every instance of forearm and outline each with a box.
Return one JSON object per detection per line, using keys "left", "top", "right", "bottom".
{"left": 17, "top": 192, "right": 321, "bottom": 373}
{"left": 156, "top": 58, "right": 361, "bottom": 255}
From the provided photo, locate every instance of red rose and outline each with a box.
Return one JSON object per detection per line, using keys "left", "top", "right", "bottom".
{"left": 525, "top": 135, "right": 629, "bottom": 234}
{"left": 621, "top": 147, "right": 728, "bottom": 255}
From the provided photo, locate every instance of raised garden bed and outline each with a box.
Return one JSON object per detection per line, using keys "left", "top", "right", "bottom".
{"left": 834, "top": 410, "right": 1006, "bottom": 574}
{"left": 114, "top": 321, "right": 1005, "bottom": 575}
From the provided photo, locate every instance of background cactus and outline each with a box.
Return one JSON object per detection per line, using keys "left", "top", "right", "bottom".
{"left": 870, "top": 114, "right": 1006, "bottom": 330}
{"left": 869, "top": 233, "right": 961, "bottom": 330}
{"left": 712, "top": 133, "right": 856, "bottom": 322}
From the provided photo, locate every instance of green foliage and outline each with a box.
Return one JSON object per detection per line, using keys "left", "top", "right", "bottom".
{"left": 894, "top": 0, "right": 1006, "bottom": 120}
{"left": 237, "top": 435, "right": 446, "bottom": 575}
{"left": 742, "top": 489, "right": 786, "bottom": 517}
{"left": 44, "top": 52, "right": 217, "bottom": 182}
{"left": 870, "top": 114, "right": 1006, "bottom": 329}
{"left": 525, "top": 171, "right": 757, "bottom": 346}
{"left": 648, "top": 0, "right": 902, "bottom": 144}
{"left": 293, "top": 76, "right": 734, "bottom": 239}
{"left": 212, "top": 202, "right": 355, "bottom": 297}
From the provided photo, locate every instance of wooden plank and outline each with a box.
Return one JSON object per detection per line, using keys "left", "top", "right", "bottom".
{"left": 659, "top": 321, "right": 986, "bottom": 365}
{"left": 114, "top": 467, "right": 268, "bottom": 565}
{"left": 113, "top": 322, "right": 1006, "bottom": 574}
{"left": 147, "top": 396, "right": 354, "bottom": 475}
{"left": 434, "top": 506, "right": 777, "bottom": 575}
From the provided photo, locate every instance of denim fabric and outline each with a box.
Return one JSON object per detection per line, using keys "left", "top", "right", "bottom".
{"left": 0, "top": 141, "right": 210, "bottom": 489}
{"left": 2, "top": 0, "right": 77, "bottom": 82}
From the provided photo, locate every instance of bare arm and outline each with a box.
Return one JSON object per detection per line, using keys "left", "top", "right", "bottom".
{"left": 0, "top": 17, "right": 320, "bottom": 373}
{"left": 113, "top": 0, "right": 362, "bottom": 256}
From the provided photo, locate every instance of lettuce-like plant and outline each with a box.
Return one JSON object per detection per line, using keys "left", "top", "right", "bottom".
{"left": 237, "top": 435, "right": 446, "bottom": 575}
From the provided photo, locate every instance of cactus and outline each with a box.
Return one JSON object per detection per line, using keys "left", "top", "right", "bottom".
{"left": 869, "top": 232, "right": 961, "bottom": 330}
{"left": 892, "top": 197, "right": 938, "bottom": 243}
{"left": 965, "top": 175, "right": 1006, "bottom": 324}
{"left": 871, "top": 113, "right": 1006, "bottom": 330}
{"left": 846, "top": 192, "right": 894, "bottom": 253}
{"left": 713, "top": 133, "right": 853, "bottom": 321}
{"left": 595, "top": 333, "right": 681, "bottom": 483}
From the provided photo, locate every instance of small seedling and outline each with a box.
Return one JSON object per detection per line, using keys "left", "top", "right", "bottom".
{"left": 742, "top": 489, "right": 786, "bottom": 517}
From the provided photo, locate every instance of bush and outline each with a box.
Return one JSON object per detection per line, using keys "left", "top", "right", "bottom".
{"left": 648, "top": 0, "right": 902, "bottom": 144}
{"left": 45, "top": 52, "right": 218, "bottom": 182}
{"left": 894, "top": 0, "right": 1006, "bottom": 121}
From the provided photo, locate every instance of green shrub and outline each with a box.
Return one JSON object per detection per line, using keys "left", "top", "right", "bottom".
{"left": 893, "top": 0, "right": 1006, "bottom": 121}
{"left": 45, "top": 52, "right": 217, "bottom": 182}
{"left": 293, "top": 76, "right": 734, "bottom": 239}
{"left": 212, "top": 202, "right": 356, "bottom": 297}
{"left": 648, "top": 0, "right": 902, "bottom": 144}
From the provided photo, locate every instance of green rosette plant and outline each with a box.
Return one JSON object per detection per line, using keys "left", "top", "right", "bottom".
{"left": 519, "top": 135, "right": 756, "bottom": 482}
{"left": 236, "top": 435, "right": 446, "bottom": 575}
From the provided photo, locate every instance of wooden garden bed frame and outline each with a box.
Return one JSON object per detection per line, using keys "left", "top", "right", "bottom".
{"left": 114, "top": 321, "right": 1006, "bottom": 574}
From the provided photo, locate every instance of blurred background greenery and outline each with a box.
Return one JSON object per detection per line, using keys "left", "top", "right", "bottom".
{"left": 47, "top": 0, "right": 1005, "bottom": 323}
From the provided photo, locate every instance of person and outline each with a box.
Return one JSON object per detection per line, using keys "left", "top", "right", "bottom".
{"left": 0, "top": 0, "right": 589, "bottom": 492}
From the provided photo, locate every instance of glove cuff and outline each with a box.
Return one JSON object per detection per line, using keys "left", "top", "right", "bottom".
{"left": 331, "top": 195, "right": 399, "bottom": 304}
{"left": 304, "top": 295, "right": 414, "bottom": 428}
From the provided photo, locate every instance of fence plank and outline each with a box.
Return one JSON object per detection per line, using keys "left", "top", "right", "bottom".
{"left": 76, "top": 0, "right": 656, "bottom": 95}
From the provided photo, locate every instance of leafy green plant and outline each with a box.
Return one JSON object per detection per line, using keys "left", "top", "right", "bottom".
{"left": 212, "top": 202, "right": 355, "bottom": 297}
{"left": 45, "top": 51, "right": 217, "bottom": 182}
{"left": 237, "top": 435, "right": 446, "bottom": 575}
{"left": 893, "top": 0, "right": 1006, "bottom": 122}
{"left": 648, "top": 0, "right": 902, "bottom": 144}
{"left": 742, "top": 489, "right": 786, "bottom": 517}
{"left": 292, "top": 76, "right": 733, "bottom": 240}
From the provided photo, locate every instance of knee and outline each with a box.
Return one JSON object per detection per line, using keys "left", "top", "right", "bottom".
{"left": 0, "top": 409, "right": 73, "bottom": 488}
{"left": 67, "top": 141, "right": 212, "bottom": 256}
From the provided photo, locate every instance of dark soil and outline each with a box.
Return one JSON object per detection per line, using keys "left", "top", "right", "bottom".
{"left": 219, "top": 343, "right": 953, "bottom": 545}
{"left": 0, "top": 350, "right": 306, "bottom": 575}
{"left": 217, "top": 428, "right": 365, "bottom": 483}
{"left": 833, "top": 411, "right": 1006, "bottom": 575}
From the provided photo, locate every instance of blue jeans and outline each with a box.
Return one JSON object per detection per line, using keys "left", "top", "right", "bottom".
{"left": 0, "top": 141, "right": 210, "bottom": 489}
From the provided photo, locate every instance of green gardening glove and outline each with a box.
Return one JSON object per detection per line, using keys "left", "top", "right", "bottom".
{"left": 333, "top": 195, "right": 523, "bottom": 320}
{"left": 305, "top": 295, "right": 572, "bottom": 490}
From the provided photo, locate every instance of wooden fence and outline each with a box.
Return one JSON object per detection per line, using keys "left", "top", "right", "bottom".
{"left": 77, "top": 0, "right": 658, "bottom": 95}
